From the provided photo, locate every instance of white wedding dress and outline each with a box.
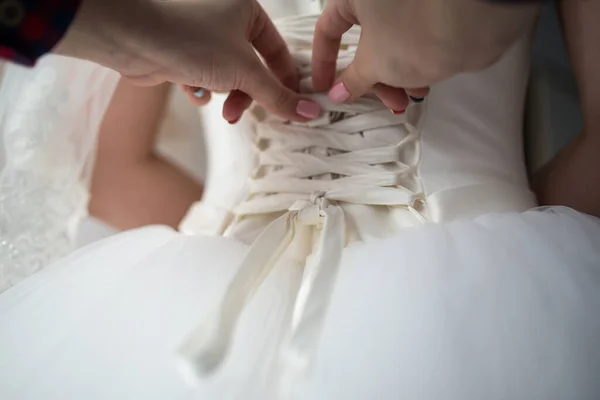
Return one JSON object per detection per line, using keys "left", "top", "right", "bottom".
{"left": 2, "top": 0, "right": 600, "bottom": 399}
{"left": 0, "top": 57, "right": 119, "bottom": 292}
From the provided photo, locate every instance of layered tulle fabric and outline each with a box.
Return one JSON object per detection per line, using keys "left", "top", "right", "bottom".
{"left": 1, "top": 207, "right": 599, "bottom": 400}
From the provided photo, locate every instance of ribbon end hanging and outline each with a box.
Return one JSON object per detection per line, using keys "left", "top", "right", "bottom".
{"left": 176, "top": 316, "right": 230, "bottom": 384}
{"left": 175, "top": 214, "right": 297, "bottom": 385}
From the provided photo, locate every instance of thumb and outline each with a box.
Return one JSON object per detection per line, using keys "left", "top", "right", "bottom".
{"left": 329, "top": 49, "right": 375, "bottom": 104}
{"left": 240, "top": 56, "right": 322, "bottom": 122}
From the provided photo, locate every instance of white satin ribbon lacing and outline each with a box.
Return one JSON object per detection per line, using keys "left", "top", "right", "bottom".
{"left": 177, "top": 15, "right": 425, "bottom": 388}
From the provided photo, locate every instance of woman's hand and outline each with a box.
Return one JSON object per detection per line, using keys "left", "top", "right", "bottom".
{"left": 56, "top": 0, "right": 321, "bottom": 123}
{"left": 312, "top": 0, "right": 540, "bottom": 110}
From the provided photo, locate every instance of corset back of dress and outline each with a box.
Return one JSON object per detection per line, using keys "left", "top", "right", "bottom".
{"left": 181, "top": 2, "right": 536, "bottom": 243}
{"left": 0, "top": 57, "right": 119, "bottom": 292}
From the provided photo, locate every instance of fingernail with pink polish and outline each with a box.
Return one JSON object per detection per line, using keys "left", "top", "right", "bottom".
{"left": 328, "top": 82, "right": 350, "bottom": 104}
{"left": 296, "top": 100, "right": 321, "bottom": 119}
{"left": 392, "top": 109, "right": 406, "bottom": 115}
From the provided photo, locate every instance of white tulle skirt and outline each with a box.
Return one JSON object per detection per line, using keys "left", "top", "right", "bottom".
{"left": 1, "top": 207, "right": 600, "bottom": 400}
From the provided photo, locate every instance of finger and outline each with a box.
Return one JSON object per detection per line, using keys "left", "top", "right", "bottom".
{"left": 371, "top": 84, "right": 409, "bottom": 114}
{"left": 222, "top": 90, "right": 253, "bottom": 124}
{"left": 181, "top": 85, "right": 212, "bottom": 107}
{"left": 249, "top": 3, "right": 300, "bottom": 92}
{"left": 121, "top": 72, "right": 165, "bottom": 87}
{"left": 312, "top": 1, "right": 355, "bottom": 91}
{"left": 239, "top": 55, "right": 321, "bottom": 122}
{"left": 329, "top": 47, "right": 376, "bottom": 104}
{"left": 405, "top": 87, "right": 430, "bottom": 103}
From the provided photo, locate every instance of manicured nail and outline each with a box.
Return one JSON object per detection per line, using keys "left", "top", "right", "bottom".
{"left": 409, "top": 96, "right": 424, "bottom": 103}
{"left": 328, "top": 82, "right": 351, "bottom": 104}
{"left": 392, "top": 109, "right": 406, "bottom": 115}
{"left": 193, "top": 88, "right": 205, "bottom": 98}
{"left": 296, "top": 99, "right": 321, "bottom": 119}
{"left": 228, "top": 117, "right": 240, "bottom": 125}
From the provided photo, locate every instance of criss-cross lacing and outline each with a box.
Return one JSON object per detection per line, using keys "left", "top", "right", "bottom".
{"left": 178, "top": 15, "right": 426, "bottom": 392}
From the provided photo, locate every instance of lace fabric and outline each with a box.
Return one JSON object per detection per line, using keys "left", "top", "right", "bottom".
{"left": 178, "top": 15, "right": 427, "bottom": 394}
{"left": 0, "top": 58, "right": 119, "bottom": 293}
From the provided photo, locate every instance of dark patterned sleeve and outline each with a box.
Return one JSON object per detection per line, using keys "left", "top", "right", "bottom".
{"left": 0, "top": 0, "right": 82, "bottom": 66}
{"left": 484, "top": 0, "right": 545, "bottom": 3}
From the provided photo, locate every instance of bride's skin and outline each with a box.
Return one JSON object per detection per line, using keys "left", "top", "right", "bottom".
{"left": 533, "top": 0, "right": 600, "bottom": 217}
{"left": 89, "top": 80, "right": 203, "bottom": 230}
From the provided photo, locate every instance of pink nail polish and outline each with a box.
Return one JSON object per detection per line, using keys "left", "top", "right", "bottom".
{"left": 392, "top": 109, "right": 406, "bottom": 115}
{"left": 228, "top": 117, "right": 240, "bottom": 125}
{"left": 328, "top": 82, "right": 351, "bottom": 104}
{"left": 296, "top": 100, "right": 321, "bottom": 119}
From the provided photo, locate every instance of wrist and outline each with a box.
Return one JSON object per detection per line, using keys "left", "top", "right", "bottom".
{"left": 53, "top": 0, "right": 161, "bottom": 71}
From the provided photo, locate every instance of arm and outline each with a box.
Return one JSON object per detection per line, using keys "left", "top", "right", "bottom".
{"left": 532, "top": 0, "right": 600, "bottom": 217}
{"left": 89, "top": 79, "right": 203, "bottom": 230}
{"left": 3, "top": 0, "right": 316, "bottom": 122}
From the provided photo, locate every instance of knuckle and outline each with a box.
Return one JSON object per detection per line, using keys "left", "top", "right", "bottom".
{"left": 272, "top": 87, "right": 291, "bottom": 111}
{"left": 232, "top": 64, "right": 253, "bottom": 91}
{"left": 344, "top": 65, "right": 371, "bottom": 94}
{"left": 235, "top": 55, "right": 264, "bottom": 90}
{"left": 413, "top": 51, "right": 460, "bottom": 84}
{"left": 382, "top": 57, "right": 403, "bottom": 80}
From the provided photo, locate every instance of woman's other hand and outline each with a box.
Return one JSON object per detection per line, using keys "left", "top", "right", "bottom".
{"left": 312, "top": 0, "right": 540, "bottom": 110}
{"left": 56, "top": 0, "right": 320, "bottom": 123}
